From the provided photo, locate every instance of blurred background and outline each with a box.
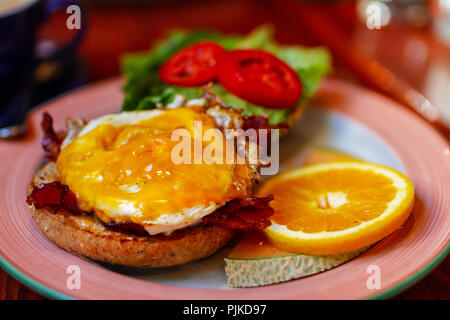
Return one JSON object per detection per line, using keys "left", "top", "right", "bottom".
{"left": 31, "top": 0, "right": 450, "bottom": 129}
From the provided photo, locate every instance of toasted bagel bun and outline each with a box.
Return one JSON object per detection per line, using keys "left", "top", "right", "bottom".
{"left": 29, "top": 162, "right": 235, "bottom": 267}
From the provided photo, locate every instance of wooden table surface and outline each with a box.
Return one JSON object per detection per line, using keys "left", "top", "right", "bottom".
{"left": 0, "top": 0, "right": 448, "bottom": 300}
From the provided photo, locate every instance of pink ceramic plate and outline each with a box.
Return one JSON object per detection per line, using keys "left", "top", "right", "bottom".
{"left": 0, "top": 78, "right": 448, "bottom": 299}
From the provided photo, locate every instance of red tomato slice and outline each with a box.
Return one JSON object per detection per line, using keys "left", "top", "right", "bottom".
{"left": 159, "top": 42, "right": 226, "bottom": 86}
{"left": 217, "top": 50, "right": 302, "bottom": 109}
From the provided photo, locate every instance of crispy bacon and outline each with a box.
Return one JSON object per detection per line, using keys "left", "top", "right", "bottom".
{"left": 242, "top": 115, "right": 289, "bottom": 158}
{"left": 203, "top": 195, "right": 274, "bottom": 231}
{"left": 42, "top": 112, "right": 65, "bottom": 161}
{"left": 243, "top": 115, "right": 289, "bottom": 151}
{"left": 242, "top": 115, "right": 289, "bottom": 132}
{"left": 103, "top": 221, "right": 147, "bottom": 236}
{"left": 26, "top": 182, "right": 80, "bottom": 214}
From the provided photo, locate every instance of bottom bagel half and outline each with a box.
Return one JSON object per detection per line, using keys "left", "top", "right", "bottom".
{"left": 29, "top": 162, "right": 235, "bottom": 268}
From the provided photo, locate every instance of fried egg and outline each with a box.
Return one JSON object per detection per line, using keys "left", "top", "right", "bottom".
{"left": 57, "top": 107, "right": 253, "bottom": 235}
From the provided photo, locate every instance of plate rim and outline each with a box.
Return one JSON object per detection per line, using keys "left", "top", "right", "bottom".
{"left": 1, "top": 241, "right": 448, "bottom": 300}
{"left": 0, "top": 77, "right": 448, "bottom": 300}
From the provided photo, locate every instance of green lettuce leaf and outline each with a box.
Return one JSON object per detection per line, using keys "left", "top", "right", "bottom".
{"left": 121, "top": 25, "right": 331, "bottom": 124}
{"left": 210, "top": 84, "right": 291, "bottom": 125}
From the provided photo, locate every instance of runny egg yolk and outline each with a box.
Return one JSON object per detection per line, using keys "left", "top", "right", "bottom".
{"left": 56, "top": 107, "right": 253, "bottom": 225}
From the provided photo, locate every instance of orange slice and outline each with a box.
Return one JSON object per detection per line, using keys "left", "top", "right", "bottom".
{"left": 257, "top": 161, "right": 415, "bottom": 255}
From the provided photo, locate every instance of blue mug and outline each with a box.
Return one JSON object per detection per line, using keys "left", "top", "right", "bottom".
{"left": 0, "top": 0, "right": 86, "bottom": 138}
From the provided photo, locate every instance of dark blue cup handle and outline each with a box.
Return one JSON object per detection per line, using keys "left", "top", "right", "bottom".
{"left": 37, "top": 0, "right": 87, "bottom": 62}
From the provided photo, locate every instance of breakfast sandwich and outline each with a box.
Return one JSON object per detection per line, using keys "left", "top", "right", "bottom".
{"left": 27, "top": 101, "right": 274, "bottom": 267}
{"left": 27, "top": 26, "right": 330, "bottom": 268}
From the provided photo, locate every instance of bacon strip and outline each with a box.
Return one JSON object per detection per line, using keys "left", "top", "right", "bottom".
{"left": 243, "top": 115, "right": 289, "bottom": 153}
{"left": 242, "top": 115, "right": 289, "bottom": 132}
{"left": 103, "top": 221, "right": 147, "bottom": 236}
{"left": 27, "top": 182, "right": 81, "bottom": 214}
{"left": 42, "top": 112, "right": 65, "bottom": 161}
{"left": 203, "top": 195, "right": 274, "bottom": 231}
{"left": 28, "top": 181, "right": 274, "bottom": 234}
